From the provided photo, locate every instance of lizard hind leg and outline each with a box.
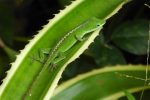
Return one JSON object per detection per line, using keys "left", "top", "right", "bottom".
{"left": 38, "top": 48, "right": 51, "bottom": 61}
{"left": 41, "top": 48, "right": 51, "bottom": 55}
{"left": 75, "top": 34, "right": 89, "bottom": 42}
{"left": 29, "top": 48, "right": 51, "bottom": 64}
{"left": 49, "top": 52, "right": 66, "bottom": 71}
{"left": 29, "top": 54, "right": 44, "bottom": 64}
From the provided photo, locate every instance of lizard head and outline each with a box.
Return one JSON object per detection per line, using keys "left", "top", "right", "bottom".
{"left": 83, "top": 17, "right": 106, "bottom": 32}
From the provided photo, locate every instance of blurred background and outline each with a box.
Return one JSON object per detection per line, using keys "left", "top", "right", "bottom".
{"left": 0, "top": 0, "right": 150, "bottom": 89}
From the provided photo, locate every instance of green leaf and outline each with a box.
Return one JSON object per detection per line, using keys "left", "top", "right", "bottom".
{"left": 89, "top": 35, "right": 126, "bottom": 66}
{"left": 111, "top": 19, "right": 149, "bottom": 55}
{"left": 52, "top": 65, "right": 150, "bottom": 100}
{"left": 124, "top": 90, "right": 136, "bottom": 100}
{"left": 0, "top": 0, "right": 129, "bottom": 99}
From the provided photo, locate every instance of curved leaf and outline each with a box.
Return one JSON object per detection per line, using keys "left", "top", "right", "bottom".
{"left": 52, "top": 65, "right": 150, "bottom": 100}
{"left": 0, "top": 0, "right": 129, "bottom": 99}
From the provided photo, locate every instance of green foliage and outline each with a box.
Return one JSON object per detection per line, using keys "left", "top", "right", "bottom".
{"left": 52, "top": 65, "right": 150, "bottom": 100}
{"left": 111, "top": 20, "right": 149, "bottom": 55}
{"left": 0, "top": 0, "right": 149, "bottom": 100}
{"left": 0, "top": 0, "right": 129, "bottom": 99}
{"left": 124, "top": 90, "right": 136, "bottom": 100}
{"left": 89, "top": 35, "right": 126, "bottom": 66}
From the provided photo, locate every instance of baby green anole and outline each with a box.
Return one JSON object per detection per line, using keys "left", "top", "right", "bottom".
{"left": 43, "top": 17, "right": 105, "bottom": 69}
{"left": 26, "top": 17, "right": 105, "bottom": 97}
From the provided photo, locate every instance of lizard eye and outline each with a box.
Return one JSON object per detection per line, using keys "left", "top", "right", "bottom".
{"left": 96, "top": 24, "right": 100, "bottom": 27}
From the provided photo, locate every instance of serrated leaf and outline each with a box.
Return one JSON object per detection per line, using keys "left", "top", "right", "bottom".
{"left": 0, "top": 0, "right": 129, "bottom": 99}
